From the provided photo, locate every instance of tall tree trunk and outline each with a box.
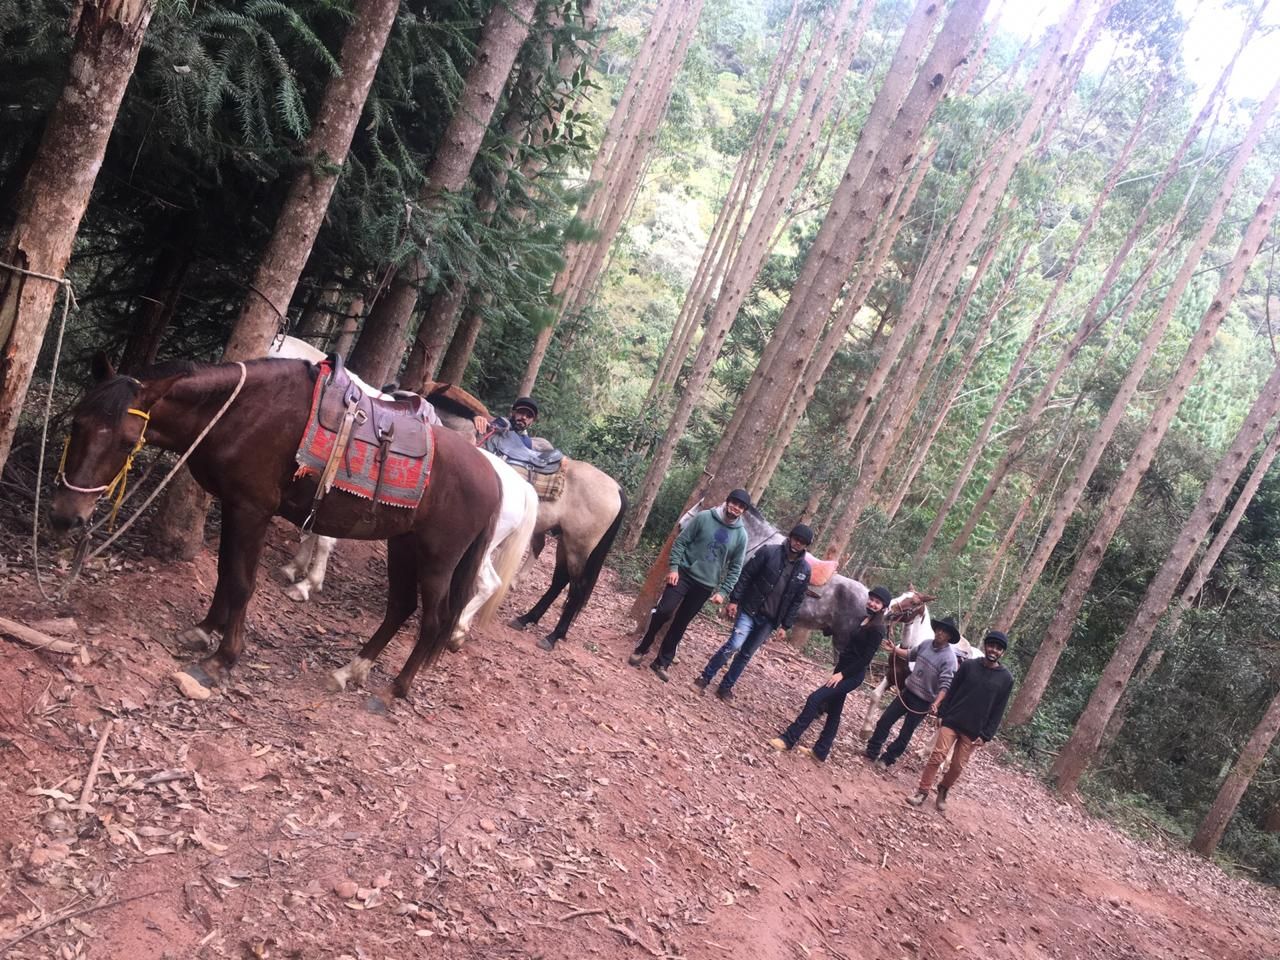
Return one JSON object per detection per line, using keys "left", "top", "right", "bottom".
{"left": 938, "top": 9, "right": 1260, "bottom": 572}
{"left": 349, "top": 0, "right": 537, "bottom": 387}
{"left": 521, "top": 0, "right": 702, "bottom": 395}
{"left": 332, "top": 294, "right": 363, "bottom": 358}
{"left": 1191, "top": 682, "right": 1280, "bottom": 856}
{"left": 914, "top": 72, "right": 1160, "bottom": 568}
{"left": 1007, "top": 163, "right": 1280, "bottom": 729}
{"left": 223, "top": 0, "right": 400, "bottom": 362}
{"left": 823, "top": 0, "right": 1102, "bottom": 562}
{"left": 118, "top": 215, "right": 197, "bottom": 373}
{"left": 996, "top": 81, "right": 1280, "bottom": 652}
{"left": 0, "top": 0, "right": 155, "bottom": 473}
{"left": 621, "top": 0, "right": 875, "bottom": 550}
{"left": 1049, "top": 357, "right": 1280, "bottom": 792}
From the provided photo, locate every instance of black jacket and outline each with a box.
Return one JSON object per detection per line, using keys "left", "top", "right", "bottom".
{"left": 729, "top": 543, "right": 812, "bottom": 629}
{"left": 835, "top": 614, "right": 886, "bottom": 680}
{"left": 940, "top": 658, "right": 1014, "bottom": 741}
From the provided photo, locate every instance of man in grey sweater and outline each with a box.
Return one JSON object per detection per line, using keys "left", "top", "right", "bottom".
{"left": 865, "top": 615, "right": 960, "bottom": 769}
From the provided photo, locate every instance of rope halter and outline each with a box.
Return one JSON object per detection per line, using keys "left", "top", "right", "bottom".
{"left": 56, "top": 406, "right": 151, "bottom": 529}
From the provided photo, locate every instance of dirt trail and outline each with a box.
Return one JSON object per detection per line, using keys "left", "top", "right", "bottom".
{"left": 1, "top": 521, "right": 1277, "bottom": 959}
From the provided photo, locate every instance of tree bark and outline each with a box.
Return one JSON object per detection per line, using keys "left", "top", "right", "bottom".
{"left": 349, "top": 0, "right": 537, "bottom": 387}
{"left": 621, "top": 0, "right": 873, "bottom": 549}
{"left": 1007, "top": 163, "right": 1280, "bottom": 729}
{"left": 332, "top": 294, "right": 363, "bottom": 358}
{"left": 939, "top": 10, "right": 1260, "bottom": 571}
{"left": 223, "top": 0, "right": 400, "bottom": 362}
{"left": 118, "top": 215, "right": 197, "bottom": 373}
{"left": 996, "top": 79, "right": 1280, "bottom": 651}
{"left": 1191, "top": 682, "right": 1280, "bottom": 856}
{"left": 0, "top": 0, "right": 155, "bottom": 473}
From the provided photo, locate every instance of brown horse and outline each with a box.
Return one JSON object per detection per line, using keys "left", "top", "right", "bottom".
{"left": 49, "top": 356, "right": 500, "bottom": 702}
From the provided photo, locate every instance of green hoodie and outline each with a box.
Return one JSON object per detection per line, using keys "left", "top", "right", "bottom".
{"left": 670, "top": 507, "right": 747, "bottom": 594}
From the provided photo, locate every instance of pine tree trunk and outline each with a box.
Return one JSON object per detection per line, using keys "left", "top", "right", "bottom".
{"left": 997, "top": 82, "right": 1280, "bottom": 651}
{"left": 1050, "top": 356, "right": 1280, "bottom": 792}
{"left": 0, "top": 0, "right": 155, "bottom": 473}
{"left": 401, "top": 281, "right": 466, "bottom": 388}
{"left": 349, "top": 0, "right": 537, "bottom": 386}
{"left": 438, "top": 300, "right": 482, "bottom": 384}
{"left": 118, "top": 215, "right": 197, "bottom": 373}
{"left": 621, "top": 0, "right": 872, "bottom": 549}
{"left": 223, "top": 0, "right": 399, "bottom": 362}
{"left": 938, "top": 17, "right": 1258, "bottom": 571}
{"left": 1264, "top": 800, "right": 1280, "bottom": 834}
{"left": 332, "top": 294, "right": 363, "bottom": 358}
{"left": 1191, "top": 683, "right": 1280, "bottom": 856}
{"left": 1006, "top": 162, "right": 1280, "bottom": 729}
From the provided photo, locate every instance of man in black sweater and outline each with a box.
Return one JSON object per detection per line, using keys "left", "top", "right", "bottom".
{"left": 769, "top": 585, "right": 892, "bottom": 762}
{"left": 908, "top": 629, "right": 1014, "bottom": 812}
{"left": 694, "top": 523, "right": 813, "bottom": 700}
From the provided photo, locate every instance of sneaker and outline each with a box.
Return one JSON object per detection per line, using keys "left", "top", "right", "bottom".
{"left": 650, "top": 662, "right": 670, "bottom": 683}
{"left": 692, "top": 676, "right": 709, "bottom": 691}
{"left": 906, "top": 790, "right": 928, "bottom": 807}
{"left": 935, "top": 785, "right": 949, "bottom": 813}
{"left": 767, "top": 737, "right": 789, "bottom": 752}
{"left": 795, "top": 745, "right": 813, "bottom": 758}
{"left": 627, "top": 651, "right": 645, "bottom": 667}
{"left": 715, "top": 686, "right": 733, "bottom": 702}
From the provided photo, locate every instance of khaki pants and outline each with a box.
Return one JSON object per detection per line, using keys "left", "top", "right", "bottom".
{"left": 918, "top": 725, "right": 979, "bottom": 792}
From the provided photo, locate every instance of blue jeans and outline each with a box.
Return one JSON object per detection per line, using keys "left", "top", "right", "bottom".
{"left": 700, "top": 611, "right": 774, "bottom": 692}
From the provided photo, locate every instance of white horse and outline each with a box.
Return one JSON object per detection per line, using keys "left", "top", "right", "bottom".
{"left": 267, "top": 336, "right": 538, "bottom": 649}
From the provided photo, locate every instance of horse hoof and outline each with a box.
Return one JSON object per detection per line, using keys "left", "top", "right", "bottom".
{"left": 327, "top": 672, "right": 347, "bottom": 693}
{"left": 537, "top": 635, "right": 557, "bottom": 652}
{"left": 445, "top": 634, "right": 466, "bottom": 652}
{"left": 506, "top": 616, "right": 530, "bottom": 632}
{"left": 280, "top": 563, "right": 298, "bottom": 581}
{"left": 176, "top": 625, "right": 215, "bottom": 652}
{"left": 285, "top": 582, "right": 311, "bottom": 603}
{"left": 365, "top": 695, "right": 390, "bottom": 715}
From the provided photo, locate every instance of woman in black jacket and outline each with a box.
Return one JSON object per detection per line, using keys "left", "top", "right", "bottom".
{"left": 770, "top": 585, "right": 892, "bottom": 762}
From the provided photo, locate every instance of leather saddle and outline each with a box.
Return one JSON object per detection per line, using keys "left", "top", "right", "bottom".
{"left": 316, "top": 354, "right": 438, "bottom": 457}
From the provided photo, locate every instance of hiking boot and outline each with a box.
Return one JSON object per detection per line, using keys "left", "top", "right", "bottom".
{"left": 906, "top": 790, "right": 928, "bottom": 807}
{"left": 536, "top": 635, "right": 556, "bottom": 652}
{"left": 935, "top": 785, "right": 949, "bottom": 813}
{"left": 650, "top": 662, "right": 670, "bottom": 683}
{"left": 715, "top": 686, "right": 734, "bottom": 702}
{"left": 627, "top": 651, "right": 645, "bottom": 667}
{"left": 768, "top": 737, "right": 789, "bottom": 752}
{"left": 692, "top": 676, "right": 709, "bottom": 692}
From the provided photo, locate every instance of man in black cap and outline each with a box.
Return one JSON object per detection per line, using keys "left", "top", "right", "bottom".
{"left": 493, "top": 396, "right": 539, "bottom": 450}
{"left": 695, "top": 524, "right": 813, "bottom": 700}
{"left": 908, "top": 630, "right": 1014, "bottom": 812}
{"left": 865, "top": 615, "right": 960, "bottom": 770}
{"left": 770, "top": 584, "right": 893, "bottom": 762}
{"left": 629, "top": 489, "right": 750, "bottom": 682}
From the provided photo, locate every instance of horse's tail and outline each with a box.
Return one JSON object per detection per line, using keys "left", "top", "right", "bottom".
{"left": 433, "top": 510, "right": 498, "bottom": 664}
{"left": 476, "top": 479, "right": 538, "bottom": 628}
{"left": 572, "top": 484, "right": 627, "bottom": 603}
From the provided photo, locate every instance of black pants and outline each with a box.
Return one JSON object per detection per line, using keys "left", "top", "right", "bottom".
{"left": 866, "top": 688, "right": 931, "bottom": 764}
{"left": 634, "top": 573, "right": 714, "bottom": 667}
{"left": 780, "top": 669, "right": 865, "bottom": 760}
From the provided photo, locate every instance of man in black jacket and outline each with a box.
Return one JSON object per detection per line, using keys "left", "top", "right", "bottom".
{"left": 908, "top": 630, "right": 1014, "bottom": 813}
{"left": 769, "top": 584, "right": 893, "bottom": 762}
{"left": 694, "top": 524, "right": 813, "bottom": 700}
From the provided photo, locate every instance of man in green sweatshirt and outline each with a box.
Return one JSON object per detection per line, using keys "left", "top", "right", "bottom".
{"left": 628, "top": 489, "right": 750, "bottom": 682}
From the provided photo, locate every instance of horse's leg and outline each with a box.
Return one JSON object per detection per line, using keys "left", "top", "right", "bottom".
{"left": 331, "top": 535, "right": 418, "bottom": 691}
{"left": 539, "top": 545, "right": 591, "bottom": 646}
{"left": 197, "top": 503, "right": 271, "bottom": 683}
{"left": 515, "top": 531, "right": 546, "bottom": 585}
{"left": 287, "top": 535, "right": 335, "bottom": 602}
{"left": 281, "top": 534, "right": 315, "bottom": 585}
{"left": 511, "top": 548, "right": 570, "bottom": 630}
{"left": 449, "top": 549, "right": 500, "bottom": 651}
{"left": 862, "top": 676, "right": 889, "bottom": 737}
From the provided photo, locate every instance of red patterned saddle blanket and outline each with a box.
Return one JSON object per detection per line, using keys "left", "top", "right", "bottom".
{"left": 295, "top": 358, "right": 436, "bottom": 510}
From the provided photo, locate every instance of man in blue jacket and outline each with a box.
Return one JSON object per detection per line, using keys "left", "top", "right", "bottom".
{"left": 629, "top": 489, "right": 750, "bottom": 682}
{"left": 695, "top": 524, "right": 813, "bottom": 701}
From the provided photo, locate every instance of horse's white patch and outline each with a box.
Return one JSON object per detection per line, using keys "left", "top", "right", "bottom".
{"left": 330, "top": 655, "right": 373, "bottom": 692}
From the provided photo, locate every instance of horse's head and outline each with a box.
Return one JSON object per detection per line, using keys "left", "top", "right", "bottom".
{"left": 48, "top": 354, "right": 177, "bottom": 537}
{"left": 886, "top": 589, "right": 936, "bottom": 625}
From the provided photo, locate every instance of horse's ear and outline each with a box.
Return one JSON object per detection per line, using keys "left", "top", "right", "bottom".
{"left": 91, "top": 351, "right": 116, "bottom": 382}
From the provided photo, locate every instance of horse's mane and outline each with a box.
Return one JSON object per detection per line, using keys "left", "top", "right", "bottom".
{"left": 80, "top": 360, "right": 202, "bottom": 423}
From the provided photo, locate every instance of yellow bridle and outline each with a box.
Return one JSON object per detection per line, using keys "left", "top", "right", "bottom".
{"left": 57, "top": 407, "right": 151, "bottom": 529}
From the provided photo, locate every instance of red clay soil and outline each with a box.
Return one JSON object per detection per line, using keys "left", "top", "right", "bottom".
{"left": 1, "top": 520, "right": 1278, "bottom": 960}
